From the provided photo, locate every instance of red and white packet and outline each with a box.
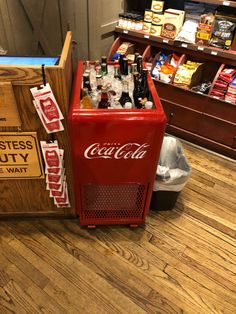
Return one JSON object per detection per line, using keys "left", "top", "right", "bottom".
{"left": 40, "top": 141, "right": 62, "bottom": 169}
{"left": 33, "top": 100, "right": 64, "bottom": 134}
{"left": 30, "top": 83, "right": 64, "bottom": 123}
{"left": 40, "top": 140, "right": 70, "bottom": 208}
{"left": 54, "top": 182, "right": 70, "bottom": 208}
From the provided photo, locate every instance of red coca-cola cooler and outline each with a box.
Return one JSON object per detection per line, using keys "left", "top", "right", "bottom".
{"left": 68, "top": 61, "right": 166, "bottom": 227}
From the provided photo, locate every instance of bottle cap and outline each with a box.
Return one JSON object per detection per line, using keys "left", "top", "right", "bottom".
{"left": 124, "top": 102, "right": 133, "bottom": 109}
{"left": 145, "top": 101, "right": 153, "bottom": 109}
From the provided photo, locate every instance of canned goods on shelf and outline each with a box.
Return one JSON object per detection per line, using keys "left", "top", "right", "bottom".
{"left": 152, "top": 12, "right": 164, "bottom": 25}
{"left": 151, "top": 0, "right": 164, "bottom": 13}
{"left": 150, "top": 23, "right": 162, "bottom": 36}
{"left": 144, "top": 10, "right": 153, "bottom": 23}
{"left": 143, "top": 21, "right": 152, "bottom": 33}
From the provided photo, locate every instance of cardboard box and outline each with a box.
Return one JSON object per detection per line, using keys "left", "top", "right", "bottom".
{"left": 161, "top": 9, "right": 185, "bottom": 39}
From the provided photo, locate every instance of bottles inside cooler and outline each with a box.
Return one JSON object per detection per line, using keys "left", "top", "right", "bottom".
{"left": 119, "top": 81, "right": 132, "bottom": 107}
{"left": 81, "top": 56, "right": 154, "bottom": 110}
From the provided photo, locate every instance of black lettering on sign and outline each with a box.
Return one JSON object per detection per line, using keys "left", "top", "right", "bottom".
{"left": 0, "top": 140, "right": 33, "bottom": 150}
{"left": 6, "top": 167, "right": 27, "bottom": 173}
{"left": 19, "top": 153, "right": 28, "bottom": 163}
{"left": 26, "top": 141, "right": 33, "bottom": 149}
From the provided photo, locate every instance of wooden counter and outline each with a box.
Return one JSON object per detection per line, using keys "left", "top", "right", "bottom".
{"left": 0, "top": 32, "right": 75, "bottom": 218}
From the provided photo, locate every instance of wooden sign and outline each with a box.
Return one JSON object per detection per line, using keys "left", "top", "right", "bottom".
{"left": 0, "top": 82, "right": 21, "bottom": 127}
{"left": 0, "top": 132, "right": 44, "bottom": 179}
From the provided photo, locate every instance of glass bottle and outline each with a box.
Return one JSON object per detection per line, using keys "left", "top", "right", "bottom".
{"left": 130, "top": 63, "right": 138, "bottom": 75}
{"left": 119, "top": 54, "right": 125, "bottom": 75}
{"left": 95, "top": 60, "right": 101, "bottom": 75}
{"left": 83, "top": 73, "right": 92, "bottom": 92}
{"left": 84, "top": 61, "right": 90, "bottom": 72}
{"left": 122, "top": 58, "right": 129, "bottom": 76}
{"left": 134, "top": 52, "right": 140, "bottom": 64}
{"left": 98, "top": 86, "right": 110, "bottom": 109}
{"left": 81, "top": 88, "right": 93, "bottom": 109}
{"left": 119, "top": 81, "right": 132, "bottom": 107}
{"left": 96, "top": 74, "right": 103, "bottom": 90}
{"left": 101, "top": 56, "right": 107, "bottom": 64}
{"left": 101, "top": 63, "right": 108, "bottom": 76}
{"left": 137, "top": 55, "right": 143, "bottom": 74}
{"left": 141, "top": 68, "right": 150, "bottom": 99}
{"left": 118, "top": 13, "right": 124, "bottom": 28}
{"left": 133, "top": 73, "right": 143, "bottom": 109}
{"left": 114, "top": 64, "right": 121, "bottom": 80}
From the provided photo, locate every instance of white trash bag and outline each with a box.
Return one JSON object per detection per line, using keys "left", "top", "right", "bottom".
{"left": 153, "top": 136, "right": 192, "bottom": 192}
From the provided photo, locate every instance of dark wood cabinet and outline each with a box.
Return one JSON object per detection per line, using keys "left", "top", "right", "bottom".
{"left": 109, "top": 29, "right": 236, "bottom": 160}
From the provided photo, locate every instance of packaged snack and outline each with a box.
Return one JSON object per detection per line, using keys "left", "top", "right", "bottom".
{"left": 210, "top": 68, "right": 236, "bottom": 100}
{"left": 152, "top": 53, "right": 180, "bottom": 83}
{"left": 30, "top": 83, "right": 64, "bottom": 124}
{"left": 210, "top": 15, "right": 236, "bottom": 49}
{"left": 176, "top": 20, "right": 198, "bottom": 44}
{"left": 196, "top": 13, "right": 215, "bottom": 46}
{"left": 116, "top": 42, "right": 134, "bottom": 55}
{"left": 174, "top": 61, "right": 203, "bottom": 88}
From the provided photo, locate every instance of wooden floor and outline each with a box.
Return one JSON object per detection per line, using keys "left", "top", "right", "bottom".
{"left": 0, "top": 142, "right": 236, "bottom": 314}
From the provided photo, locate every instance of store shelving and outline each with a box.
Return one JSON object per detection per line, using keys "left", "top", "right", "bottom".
{"left": 187, "top": 0, "right": 236, "bottom": 8}
{"left": 109, "top": 27, "right": 236, "bottom": 159}
{"left": 115, "top": 27, "right": 236, "bottom": 64}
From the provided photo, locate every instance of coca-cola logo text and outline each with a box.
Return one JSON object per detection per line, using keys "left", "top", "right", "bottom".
{"left": 84, "top": 143, "right": 150, "bottom": 160}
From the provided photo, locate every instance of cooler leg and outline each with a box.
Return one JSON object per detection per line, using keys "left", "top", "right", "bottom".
{"left": 88, "top": 225, "right": 97, "bottom": 229}
{"left": 130, "top": 224, "right": 139, "bottom": 228}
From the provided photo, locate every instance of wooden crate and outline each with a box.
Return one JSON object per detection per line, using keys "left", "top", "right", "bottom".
{"left": 0, "top": 32, "right": 75, "bottom": 217}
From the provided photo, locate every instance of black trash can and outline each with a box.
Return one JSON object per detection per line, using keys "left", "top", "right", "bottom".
{"left": 150, "top": 136, "right": 191, "bottom": 211}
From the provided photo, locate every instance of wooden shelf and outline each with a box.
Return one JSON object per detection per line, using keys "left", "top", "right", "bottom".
{"left": 115, "top": 27, "right": 236, "bottom": 63}
{"left": 187, "top": 0, "right": 236, "bottom": 7}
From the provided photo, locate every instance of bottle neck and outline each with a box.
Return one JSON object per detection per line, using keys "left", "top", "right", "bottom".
{"left": 122, "top": 82, "right": 129, "bottom": 94}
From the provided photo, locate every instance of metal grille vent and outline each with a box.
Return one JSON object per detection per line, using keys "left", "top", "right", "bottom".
{"left": 81, "top": 184, "right": 146, "bottom": 221}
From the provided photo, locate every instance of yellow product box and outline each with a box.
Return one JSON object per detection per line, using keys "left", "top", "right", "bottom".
{"left": 161, "top": 9, "right": 185, "bottom": 39}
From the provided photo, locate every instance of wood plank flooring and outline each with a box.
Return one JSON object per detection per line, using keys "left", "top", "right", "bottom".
{"left": 0, "top": 141, "right": 236, "bottom": 314}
